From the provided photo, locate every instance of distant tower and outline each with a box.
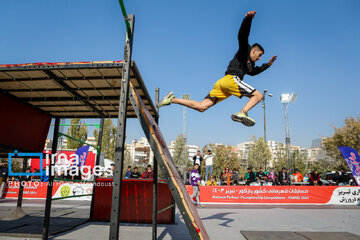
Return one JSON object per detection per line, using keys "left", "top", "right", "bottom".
{"left": 182, "top": 94, "right": 190, "bottom": 181}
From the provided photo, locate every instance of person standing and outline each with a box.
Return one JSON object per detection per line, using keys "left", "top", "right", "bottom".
{"left": 192, "top": 151, "right": 203, "bottom": 174}
{"left": 190, "top": 164, "right": 203, "bottom": 207}
{"left": 204, "top": 150, "right": 214, "bottom": 182}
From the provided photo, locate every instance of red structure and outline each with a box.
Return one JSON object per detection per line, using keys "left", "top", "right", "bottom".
{"left": 0, "top": 93, "right": 51, "bottom": 154}
{"left": 92, "top": 178, "right": 174, "bottom": 224}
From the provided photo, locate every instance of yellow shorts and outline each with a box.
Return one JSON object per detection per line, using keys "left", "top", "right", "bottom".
{"left": 206, "top": 75, "right": 256, "bottom": 104}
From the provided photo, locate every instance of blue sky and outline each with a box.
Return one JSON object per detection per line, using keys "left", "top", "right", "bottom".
{"left": 1, "top": 0, "right": 359, "bottom": 148}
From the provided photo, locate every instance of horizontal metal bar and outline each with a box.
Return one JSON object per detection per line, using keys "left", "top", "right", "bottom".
{"left": 0, "top": 75, "right": 138, "bottom": 83}
{"left": 5, "top": 87, "right": 121, "bottom": 92}
{"left": 157, "top": 204, "right": 175, "bottom": 215}
{"left": 58, "top": 132, "right": 99, "bottom": 149}
{"left": 43, "top": 70, "right": 107, "bottom": 118}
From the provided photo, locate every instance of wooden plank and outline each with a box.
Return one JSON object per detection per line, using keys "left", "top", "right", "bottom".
{"left": 129, "top": 82, "right": 210, "bottom": 240}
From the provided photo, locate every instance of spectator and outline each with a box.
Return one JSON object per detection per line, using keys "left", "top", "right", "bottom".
{"left": 309, "top": 170, "right": 322, "bottom": 185}
{"left": 204, "top": 150, "right": 214, "bottom": 182}
{"left": 246, "top": 167, "right": 256, "bottom": 185}
{"left": 303, "top": 173, "right": 309, "bottom": 182}
{"left": 40, "top": 168, "right": 49, "bottom": 182}
{"left": 339, "top": 168, "right": 350, "bottom": 186}
{"left": 278, "top": 168, "right": 289, "bottom": 185}
{"left": 220, "top": 167, "right": 233, "bottom": 186}
{"left": 185, "top": 167, "right": 191, "bottom": 185}
{"left": 292, "top": 168, "right": 304, "bottom": 183}
{"left": 206, "top": 176, "right": 217, "bottom": 186}
{"left": 1, "top": 163, "right": 9, "bottom": 184}
{"left": 25, "top": 167, "right": 32, "bottom": 181}
{"left": 190, "top": 164, "right": 203, "bottom": 207}
{"left": 192, "top": 151, "right": 203, "bottom": 174}
{"left": 256, "top": 168, "right": 268, "bottom": 184}
{"left": 142, "top": 165, "right": 154, "bottom": 179}
{"left": 232, "top": 169, "right": 239, "bottom": 185}
{"left": 268, "top": 168, "right": 277, "bottom": 185}
{"left": 125, "top": 166, "right": 132, "bottom": 179}
{"left": 130, "top": 167, "right": 141, "bottom": 178}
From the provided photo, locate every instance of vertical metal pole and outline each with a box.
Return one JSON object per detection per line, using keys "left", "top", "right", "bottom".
{"left": 262, "top": 92, "right": 267, "bottom": 171}
{"left": 152, "top": 88, "right": 159, "bottom": 240}
{"left": 17, "top": 158, "right": 27, "bottom": 208}
{"left": 42, "top": 118, "right": 60, "bottom": 240}
{"left": 109, "top": 14, "right": 134, "bottom": 240}
{"left": 89, "top": 118, "right": 105, "bottom": 220}
{"left": 283, "top": 103, "right": 292, "bottom": 178}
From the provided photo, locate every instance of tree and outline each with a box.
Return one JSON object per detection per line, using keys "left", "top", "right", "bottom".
{"left": 247, "top": 137, "right": 272, "bottom": 171}
{"left": 66, "top": 118, "right": 88, "bottom": 149}
{"left": 93, "top": 119, "right": 117, "bottom": 161}
{"left": 292, "top": 150, "right": 308, "bottom": 174}
{"left": 309, "top": 149, "right": 338, "bottom": 174}
{"left": 323, "top": 116, "right": 360, "bottom": 169}
{"left": 172, "top": 134, "right": 188, "bottom": 175}
{"left": 211, "top": 144, "right": 241, "bottom": 178}
{"left": 273, "top": 143, "right": 287, "bottom": 173}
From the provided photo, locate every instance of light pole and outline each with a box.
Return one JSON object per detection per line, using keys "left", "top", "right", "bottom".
{"left": 262, "top": 89, "right": 273, "bottom": 143}
{"left": 280, "top": 93, "right": 297, "bottom": 176}
{"left": 262, "top": 89, "right": 272, "bottom": 171}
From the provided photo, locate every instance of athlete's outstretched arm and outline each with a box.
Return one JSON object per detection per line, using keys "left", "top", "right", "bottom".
{"left": 238, "top": 11, "right": 256, "bottom": 48}
{"left": 247, "top": 56, "right": 277, "bottom": 76}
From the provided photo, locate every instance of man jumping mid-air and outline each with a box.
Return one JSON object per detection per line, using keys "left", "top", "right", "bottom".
{"left": 157, "top": 11, "right": 277, "bottom": 127}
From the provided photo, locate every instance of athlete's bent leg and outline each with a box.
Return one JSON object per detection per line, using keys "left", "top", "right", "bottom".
{"left": 240, "top": 90, "right": 263, "bottom": 114}
{"left": 171, "top": 98, "right": 215, "bottom": 112}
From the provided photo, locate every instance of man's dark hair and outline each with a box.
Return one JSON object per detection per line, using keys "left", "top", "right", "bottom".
{"left": 207, "top": 150, "right": 211, "bottom": 153}
{"left": 251, "top": 43, "right": 264, "bottom": 53}
{"left": 147, "top": 164, "right": 151, "bottom": 168}
{"left": 134, "top": 167, "right": 138, "bottom": 170}
{"left": 194, "top": 163, "right": 199, "bottom": 167}
{"left": 127, "top": 166, "right": 131, "bottom": 169}
{"left": 247, "top": 167, "right": 251, "bottom": 171}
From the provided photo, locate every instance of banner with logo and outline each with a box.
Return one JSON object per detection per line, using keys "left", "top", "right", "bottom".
{"left": 2, "top": 181, "right": 93, "bottom": 200}
{"left": 338, "top": 146, "right": 360, "bottom": 185}
{"left": 186, "top": 185, "right": 360, "bottom": 205}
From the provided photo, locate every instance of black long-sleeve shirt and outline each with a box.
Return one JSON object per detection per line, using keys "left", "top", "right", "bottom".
{"left": 225, "top": 16, "right": 269, "bottom": 79}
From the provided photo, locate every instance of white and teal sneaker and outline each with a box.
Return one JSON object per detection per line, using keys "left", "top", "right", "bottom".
{"left": 157, "top": 91, "right": 175, "bottom": 108}
{"left": 231, "top": 112, "right": 255, "bottom": 127}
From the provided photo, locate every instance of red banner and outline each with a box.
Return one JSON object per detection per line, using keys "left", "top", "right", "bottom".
{"left": 186, "top": 185, "right": 360, "bottom": 205}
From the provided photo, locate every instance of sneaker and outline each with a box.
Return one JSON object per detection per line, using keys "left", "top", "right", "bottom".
{"left": 157, "top": 91, "right": 175, "bottom": 108}
{"left": 231, "top": 112, "right": 255, "bottom": 127}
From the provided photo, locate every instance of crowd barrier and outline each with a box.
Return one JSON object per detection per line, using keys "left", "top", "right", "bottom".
{"left": 3, "top": 181, "right": 359, "bottom": 205}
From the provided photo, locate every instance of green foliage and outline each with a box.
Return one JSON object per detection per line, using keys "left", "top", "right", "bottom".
{"left": 292, "top": 150, "right": 308, "bottom": 174}
{"left": 308, "top": 149, "right": 339, "bottom": 174}
{"left": 247, "top": 136, "right": 272, "bottom": 171}
{"left": 211, "top": 144, "right": 241, "bottom": 178}
{"left": 173, "top": 134, "right": 188, "bottom": 171}
{"left": 323, "top": 116, "right": 360, "bottom": 169}
{"left": 94, "top": 119, "right": 117, "bottom": 161}
{"left": 66, "top": 118, "right": 88, "bottom": 149}
{"left": 273, "top": 143, "right": 287, "bottom": 173}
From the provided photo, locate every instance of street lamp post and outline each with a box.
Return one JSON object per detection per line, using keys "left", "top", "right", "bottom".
{"left": 262, "top": 89, "right": 273, "bottom": 143}
{"left": 280, "top": 93, "right": 297, "bottom": 176}
{"left": 262, "top": 90, "right": 272, "bottom": 171}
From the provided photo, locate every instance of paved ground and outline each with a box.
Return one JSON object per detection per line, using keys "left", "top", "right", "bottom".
{"left": 0, "top": 199, "right": 360, "bottom": 240}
